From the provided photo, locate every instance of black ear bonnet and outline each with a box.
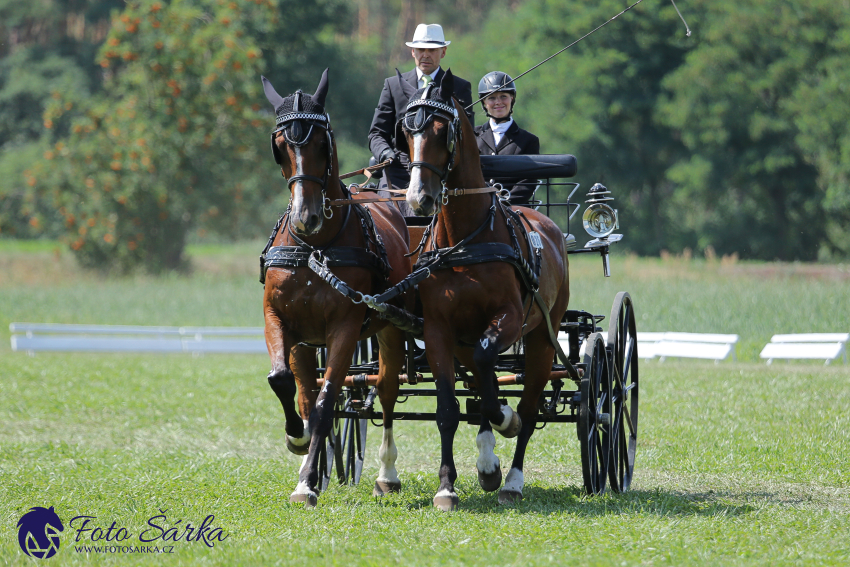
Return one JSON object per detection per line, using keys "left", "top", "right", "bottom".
{"left": 396, "top": 73, "right": 461, "bottom": 172}
{"left": 268, "top": 91, "right": 332, "bottom": 165}
{"left": 262, "top": 72, "right": 333, "bottom": 167}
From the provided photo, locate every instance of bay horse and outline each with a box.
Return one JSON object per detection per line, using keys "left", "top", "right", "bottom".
{"left": 260, "top": 70, "right": 412, "bottom": 506}
{"left": 399, "top": 70, "right": 570, "bottom": 510}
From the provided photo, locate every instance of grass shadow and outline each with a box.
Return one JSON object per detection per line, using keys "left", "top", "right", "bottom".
{"left": 370, "top": 482, "right": 758, "bottom": 517}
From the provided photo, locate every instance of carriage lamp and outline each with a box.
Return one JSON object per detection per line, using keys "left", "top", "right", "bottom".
{"left": 582, "top": 183, "right": 621, "bottom": 278}
{"left": 582, "top": 183, "right": 618, "bottom": 238}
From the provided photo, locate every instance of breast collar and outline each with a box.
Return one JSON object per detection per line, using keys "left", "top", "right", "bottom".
{"left": 258, "top": 186, "right": 390, "bottom": 287}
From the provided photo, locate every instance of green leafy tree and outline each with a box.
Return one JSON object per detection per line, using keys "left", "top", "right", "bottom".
{"left": 451, "top": 0, "right": 692, "bottom": 253}
{"left": 30, "top": 0, "right": 278, "bottom": 272}
{"left": 0, "top": 0, "right": 123, "bottom": 238}
{"left": 659, "top": 0, "right": 850, "bottom": 260}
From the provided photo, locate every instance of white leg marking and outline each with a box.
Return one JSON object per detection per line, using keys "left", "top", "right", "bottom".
{"left": 490, "top": 404, "right": 513, "bottom": 432}
{"left": 434, "top": 487, "right": 456, "bottom": 498}
{"left": 292, "top": 480, "right": 317, "bottom": 498}
{"left": 503, "top": 467, "right": 524, "bottom": 494}
{"left": 376, "top": 427, "right": 400, "bottom": 484}
{"left": 288, "top": 418, "right": 311, "bottom": 448}
{"left": 298, "top": 454, "right": 309, "bottom": 473}
{"left": 475, "top": 430, "right": 500, "bottom": 475}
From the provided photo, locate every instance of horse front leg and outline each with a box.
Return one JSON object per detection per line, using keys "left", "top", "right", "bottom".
{"left": 289, "top": 323, "right": 360, "bottom": 507}
{"left": 372, "top": 325, "right": 405, "bottom": 496}
{"left": 465, "top": 310, "right": 523, "bottom": 494}
{"left": 499, "top": 323, "right": 554, "bottom": 504}
{"left": 455, "top": 348, "right": 502, "bottom": 493}
{"left": 424, "top": 326, "right": 461, "bottom": 511}
{"left": 265, "top": 309, "right": 312, "bottom": 455}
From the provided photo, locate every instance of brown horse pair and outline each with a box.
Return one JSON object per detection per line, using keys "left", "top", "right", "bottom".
{"left": 261, "top": 70, "right": 569, "bottom": 510}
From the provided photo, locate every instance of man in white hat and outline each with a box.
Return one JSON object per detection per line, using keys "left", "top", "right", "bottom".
{"left": 368, "top": 24, "right": 474, "bottom": 215}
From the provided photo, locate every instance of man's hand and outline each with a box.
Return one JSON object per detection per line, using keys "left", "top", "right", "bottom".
{"left": 379, "top": 149, "right": 396, "bottom": 165}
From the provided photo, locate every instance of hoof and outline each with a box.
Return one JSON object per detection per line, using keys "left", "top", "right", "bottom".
{"left": 285, "top": 436, "right": 310, "bottom": 456}
{"left": 373, "top": 480, "right": 402, "bottom": 497}
{"left": 289, "top": 492, "right": 318, "bottom": 508}
{"left": 498, "top": 489, "right": 523, "bottom": 505}
{"left": 433, "top": 492, "right": 459, "bottom": 511}
{"left": 493, "top": 409, "right": 522, "bottom": 439}
{"left": 478, "top": 467, "right": 503, "bottom": 492}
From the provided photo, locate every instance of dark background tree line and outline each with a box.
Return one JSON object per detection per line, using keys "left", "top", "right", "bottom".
{"left": 0, "top": 0, "right": 847, "bottom": 271}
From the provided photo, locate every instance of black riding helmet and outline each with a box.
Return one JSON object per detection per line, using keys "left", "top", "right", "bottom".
{"left": 478, "top": 71, "right": 516, "bottom": 118}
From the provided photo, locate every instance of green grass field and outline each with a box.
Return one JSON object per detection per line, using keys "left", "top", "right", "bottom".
{"left": 1, "top": 242, "right": 849, "bottom": 565}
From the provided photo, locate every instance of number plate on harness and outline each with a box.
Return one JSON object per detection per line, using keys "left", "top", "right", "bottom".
{"left": 528, "top": 231, "right": 544, "bottom": 250}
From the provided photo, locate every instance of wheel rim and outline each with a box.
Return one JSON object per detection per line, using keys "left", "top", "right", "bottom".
{"left": 579, "top": 333, "right": 612, "bottom": 495}
{"left": 607, "top": 292, "right": 639, "bottom": 493}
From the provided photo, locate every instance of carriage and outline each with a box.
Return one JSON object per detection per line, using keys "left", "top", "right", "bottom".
{"left": 260, "top": 71, "right": 639, "bottom": 508}
{"left": 309, "top": 153, "right": 639, "bottom": 498}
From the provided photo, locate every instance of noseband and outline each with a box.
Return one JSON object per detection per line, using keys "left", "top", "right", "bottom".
{"left": 401, "top": 86, "right": 461, "bottom": 189}
{"left": 270, "top": 92, "right": 336, "bottom": 218}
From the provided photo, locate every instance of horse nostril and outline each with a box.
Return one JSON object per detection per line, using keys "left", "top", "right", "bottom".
{"left": 418, "top": 194, "right": 434, "bottom": 213}
{"left": 306, "top": 214, "right": 319, "bottom": 232}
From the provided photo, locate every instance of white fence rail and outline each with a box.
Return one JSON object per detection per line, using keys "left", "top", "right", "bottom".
{"left": 9, "top": 323, "right": 266, "bottom": 354}
{"left": 760, "top": 333, "right": 849, "bottom": 365}
{"left": 10, "top": 323, "right": 847, "bottom": 365}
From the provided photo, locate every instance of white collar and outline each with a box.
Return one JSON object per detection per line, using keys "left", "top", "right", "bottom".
{"left": 416, "top": 67, "right": 441, "bottom": 82}
{"left": 489, "top": 117, "right": 514, "bottom": 133}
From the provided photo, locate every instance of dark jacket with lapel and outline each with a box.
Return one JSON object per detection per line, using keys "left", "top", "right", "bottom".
{"left": 368, "top": 67, "right": 474, "bottom": 188}
{"left": 474, "top": 120, "right": 541, "bottom": 204}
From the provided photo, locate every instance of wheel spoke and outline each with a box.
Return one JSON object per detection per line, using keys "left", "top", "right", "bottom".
{"left": 623, "top": 338, "right": 634, "bottom": 378}
{"left": 623, "top": 406, "right": 636, "bottom": 437}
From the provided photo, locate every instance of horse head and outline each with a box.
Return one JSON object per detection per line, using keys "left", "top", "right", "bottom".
{"left": 401, "top": 69, "right": 468, "bottom": 216}
{"left": 262, "top": 69, "right": 335, "bottom": 236}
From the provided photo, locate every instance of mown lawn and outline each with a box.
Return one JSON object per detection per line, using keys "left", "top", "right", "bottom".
{"left": 0, "top": 242, "right": 848, "bottom": 565}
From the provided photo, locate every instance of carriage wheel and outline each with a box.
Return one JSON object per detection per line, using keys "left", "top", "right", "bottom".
{"left": 339, "top": 399, "right": 367, "bottom": 485}
{"left": 578, "top": 332, "right": 612, "bottom": 495}
{"left": 316, "top": 396, "right": 367, "bottom": 487}
{"left": 607, "top": 292, "right": 639, "bottom": 493}
{"left": 318, "top": 415, "right": 345, "bottom": 492}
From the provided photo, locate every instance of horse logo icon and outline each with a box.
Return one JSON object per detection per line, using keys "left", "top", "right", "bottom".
{"left": 17, "top": 506, "right": 64, "bottom": 559}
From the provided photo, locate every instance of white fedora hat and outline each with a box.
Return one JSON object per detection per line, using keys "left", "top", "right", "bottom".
{"left": 405, "top": 24, "right": 451, "bottom": 48}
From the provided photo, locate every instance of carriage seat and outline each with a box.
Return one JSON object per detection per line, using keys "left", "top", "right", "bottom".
{"left": 480, "top": 154, "right": 577, "bottom": 180}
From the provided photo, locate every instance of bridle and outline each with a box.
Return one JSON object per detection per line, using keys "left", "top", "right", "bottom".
{"left": 270, "top": 91, "right": 336, "bottom": 219}
{"left": 400, "top": 84, "right": 461, "bottom": 203}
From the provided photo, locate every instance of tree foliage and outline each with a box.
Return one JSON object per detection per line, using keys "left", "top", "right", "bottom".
{"left": 2, "top": 0, "right": 850, "bottom": 267}
{"left": 659, "top": 0, "right": 850, "bottom": 260}
{"left": 30, "top": 0, "right": 278, "bottom": 272}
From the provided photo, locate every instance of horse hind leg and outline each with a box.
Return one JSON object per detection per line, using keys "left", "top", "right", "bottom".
{"left": 499, "top": 324, "right": 554, "bottom": 504}
{"left": 373, "top": 326, "right": 405, "bottom": 496}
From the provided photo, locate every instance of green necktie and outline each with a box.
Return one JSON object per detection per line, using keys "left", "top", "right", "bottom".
{"left": 421, "top": 74, "right": 433, "bottom": 87}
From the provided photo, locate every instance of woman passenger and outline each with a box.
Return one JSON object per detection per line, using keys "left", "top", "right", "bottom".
{"left": 473, "top": 71, "right": 540, "bottom": 205}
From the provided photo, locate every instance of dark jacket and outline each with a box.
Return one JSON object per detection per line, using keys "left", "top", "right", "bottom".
{"left": 474, "top": 120, "right": 540, "bottom": 205}
{"left": 368, "top": 67, "right": 474, "bottom": 189}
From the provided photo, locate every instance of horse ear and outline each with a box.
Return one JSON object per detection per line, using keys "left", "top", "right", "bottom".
{"left": 313, "top": 68, "right": 329, "bottom": 109}
{"left": 396, "top": 68, "right": 417, "bottom": 99}
{"left": 439, "top": 68, "right": 455, "bottom": 101}
{"left": 261, "top": 76, "right": 285, "bottom": 109}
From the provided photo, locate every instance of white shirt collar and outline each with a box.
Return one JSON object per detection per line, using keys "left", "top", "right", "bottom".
{"left": 416, "top": 67, "right": 441, "bottom": 84}
{"left": 489, "top": 117, "right": 513, "bottom": 134}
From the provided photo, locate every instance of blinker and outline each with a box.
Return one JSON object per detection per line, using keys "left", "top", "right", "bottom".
{"left": 414, "top": 107, "right": 427, "bottom": 130}
{"left": 289, "top": 120, "right": 302, "bottom": 142}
